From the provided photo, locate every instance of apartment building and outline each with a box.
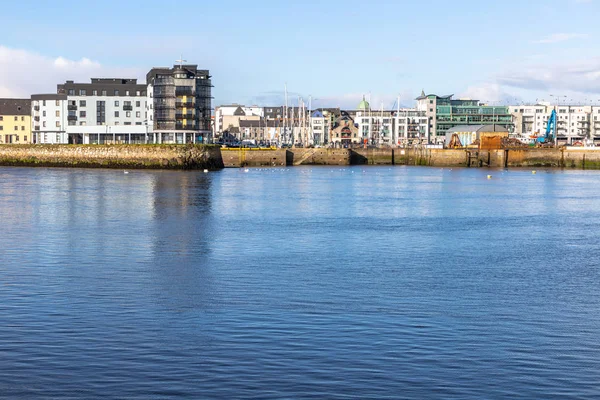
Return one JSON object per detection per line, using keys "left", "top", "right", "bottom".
{"left": 56, "top": 78, "right": 148, "bottom": 144}
{"left": 147, "top": 64, "right": 212, "bottom": 144}
{"left": 0, "top": 99, "right": 31, "bottom": 144}
{"left": 510, "top": 104, "right": 599, "bottom": 145}
{"left": 214, "top": 105, "right": 262, "bottom": 136}
{"left": 31, "top": 94, "right": 68, "bottom": 144}
{"left": 417, "top": 92, "right": 512, "bottom": 144}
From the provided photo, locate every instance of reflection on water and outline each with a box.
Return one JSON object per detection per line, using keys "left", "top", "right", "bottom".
{"left": 2, "top": 166, "right": 600, "bottom": 399}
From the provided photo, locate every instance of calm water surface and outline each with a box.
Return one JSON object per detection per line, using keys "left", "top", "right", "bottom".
{"left": 1, "top": 166, "right": 600, "bottom": 399}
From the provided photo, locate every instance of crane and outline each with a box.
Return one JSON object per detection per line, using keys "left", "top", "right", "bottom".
{"left": 538, "top": 109, "right": 556, "bottom": 145}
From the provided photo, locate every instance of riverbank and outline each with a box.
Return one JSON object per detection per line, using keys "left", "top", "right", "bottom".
{"left": 0, "top": 144, "right": 224, "bottom": 169}
{"left": 2, "top": 145, "right": 600, "bottom": 170}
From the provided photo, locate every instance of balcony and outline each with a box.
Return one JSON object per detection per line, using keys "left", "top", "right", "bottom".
{"left": 123, "top": 105, "right": 133, "bottom": 111}
{"left": 176, "top": 102, "right": 195, "bottom": 108}
{"left": 68, "top": 104, "right": 77, "bottom": 111}
{"left": 34, "top": 106, "right": 40, "bottom": 111}
{"left": 176, "top": 113, "right": 195, "bottom": 119}
{"left": 67, "top": 115, "right": 78, "bottom": 121}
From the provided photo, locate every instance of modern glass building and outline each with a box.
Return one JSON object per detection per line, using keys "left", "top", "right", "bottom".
{"left": 417, "top": 93, "right": 513, "bottom": 144}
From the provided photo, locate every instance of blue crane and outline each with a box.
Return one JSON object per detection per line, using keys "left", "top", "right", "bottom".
{"left": 539, "top": 109, "right": 557, "bottom": 143}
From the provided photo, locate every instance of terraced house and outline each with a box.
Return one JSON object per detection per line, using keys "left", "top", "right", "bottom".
{"left": 0, "top": 99, "right": 31, "bottom": 144}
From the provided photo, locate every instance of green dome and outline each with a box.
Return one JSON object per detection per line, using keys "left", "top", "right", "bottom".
{"left": 357, "top": 96, "right": 370, "bottom": 111}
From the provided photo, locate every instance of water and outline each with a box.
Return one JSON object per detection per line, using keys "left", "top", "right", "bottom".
{"left": 2, "top": 166, "right": 600, "bottom": 399}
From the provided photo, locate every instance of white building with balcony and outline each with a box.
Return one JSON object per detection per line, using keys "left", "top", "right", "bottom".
{"left": 31, "top": 94, "right": 68, "bottom": 144}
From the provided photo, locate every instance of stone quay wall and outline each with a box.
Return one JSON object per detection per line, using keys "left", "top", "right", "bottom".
{"left": 0, "top": 144, "right": 224, "bottom": 170}
{"left": 3, "top": 145, "right": 600, "bottom": 170}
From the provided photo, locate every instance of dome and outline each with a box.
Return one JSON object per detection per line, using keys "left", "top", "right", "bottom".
{"left": 357, "top": 96, "right": 370, "bottom": 111}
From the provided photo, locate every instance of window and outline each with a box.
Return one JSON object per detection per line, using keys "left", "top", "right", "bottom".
{"left": 92, "top": 90, "right": 97, "bottom": 96}
{"left": 136, "top": 111, "right": 140, "bottom": 118}
{"left": 115, "top": 121, "right": 120, "bottom": 125}
{"left": 114, "top": 111, "right": 119, "bottom": 117}
{"left": 126, "top": 111, "right": 131, "bottom": 117}
{"left": 80, "top": 111, "right": 86, "bottom": 118}
{"left": 136, "top": 101, "right": 140, "bottom": 107}
{"left": 79, "top": 121, "right": 86, "bottom": 126}
{"left": 21, "top": 126, "right": 25, "bottom": 131}
{"left": 68, "top": 89, "right": 75, "bottom": 95}
{"left": 135, "top": 122, "right": 142, "bottom": 125}
{"left": 55, "top": 121, "right": 60, "bottom": 127}
{"left": 0, "top": 126, "right": 2, "bottom": 130}
{"left": 136, "top": 91, "right": 140, "bottom": 96}
{"left": 43, "top": 100, "right": 46, "bottom": 107}
{"left": 125, "top": 90, "right": 130, "bottom": 96}
{"left": 56, "top": 110, "right": 60, "bottom": 117}
{"left": 102, "top": 90, "right": 107, "bottom": 96}
{"left": 429, "top": 100, "right": 433, "bottom": 104}
{"left": 79, "top": 89, "right": 86, "bottom": 96}
{"left": 115, "top": 101, "right": 119, "bottom": 107}
{"left": 21, "top": 116, "right": 24, "bottom": 121}
{"left": 55, "top": 100, "right": 60, "bottom": 106}
{"left": 14, "top": 125, "right": 18, "bottom": 130}
{"left": 24, "top": 136, "right": 27, "bottom": 142}
{"left": 43, "top": 111, "right": 46, "bottom": 117}
{"left": 14, "top": 116, "right": 17, "bottom": 121}
{"left": 114, "top": 90, "right": 119, "bottom": 96}
{"left": 43, "top": 121, "right": 46, "bottom": 127}
{"left": 80, "top": 100, "right": 86, "bottom": 107}
{"left": 124, "top": 122, "right": 131, "bottom": 125}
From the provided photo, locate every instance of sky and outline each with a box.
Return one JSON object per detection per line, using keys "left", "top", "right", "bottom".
{"left": 1, "top": 0, "right": 599, "bottom": 109}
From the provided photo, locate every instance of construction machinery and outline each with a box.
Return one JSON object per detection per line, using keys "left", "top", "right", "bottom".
{"left": 448, "top": 133, "right": 463, "bottom": 149}
{"left": 536, "top": 109, "right": 556, "bottom": 146}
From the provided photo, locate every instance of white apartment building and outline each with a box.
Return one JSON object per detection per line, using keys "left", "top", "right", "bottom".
{"left": 214, "top": 104, "right": 263, "bottom": 135}
{"left": 57, "top": 78, "right": 149, "bottom": 144}
{"left": 511, "top": 104, "right": 600, "bottom": 145}
{"left": 395, "top": 109, "right": 429, "bottom": 146}
{"left": 31, "top": 94, "right": 68, "bottom": 144}
{"left": 310, "top": 110, "right": 330, "bottom": 146}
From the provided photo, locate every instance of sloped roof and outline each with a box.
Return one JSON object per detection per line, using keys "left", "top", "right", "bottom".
{"left": 415, "top": 93, "right": 454, "bottom": 101}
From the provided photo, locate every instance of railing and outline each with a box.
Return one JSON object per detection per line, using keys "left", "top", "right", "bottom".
{"left": 123, "top": 105, "right": 133, "bottom": 111}
{"left": 176, "top": 113, "right": 195, "bottom": 119}
{"left": 67, "top": 105, "right": 77, "bottom": 111}
{"left": 176, "top": 102, "right": 195, "bottom": 108}
{"left": 67, "top": 115, "right": 77, "bottom": 121}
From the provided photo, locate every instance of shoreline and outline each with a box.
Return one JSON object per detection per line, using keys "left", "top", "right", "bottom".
{"left": 1, "top": 145, "right": 600, "bottom": 170}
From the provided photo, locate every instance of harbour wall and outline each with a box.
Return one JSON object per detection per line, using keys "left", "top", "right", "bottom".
{"left": 0, "top": 144, "right": 224, "bottom": 169}
{"left": 222, "top": 147, "right": 600, "bottom": 169}
{"left": 2, "top": 145, "right": 600, "bottom": 170}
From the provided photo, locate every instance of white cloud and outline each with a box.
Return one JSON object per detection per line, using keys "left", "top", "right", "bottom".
{"left": 497, "top": 58, "right": 600, "bottom": 94}
{"left": 460, "top": 83, "right": 521, "bottom": 104}
{"left": 0, "top": 46, "right": 144, "bottom": 98}
{"left": 533, "top": 33, "right": 589, "bottom": 44}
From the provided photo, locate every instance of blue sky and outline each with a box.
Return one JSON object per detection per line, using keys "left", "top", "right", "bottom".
{"left": 1, "top": 0, "right": 599, "bottom": 108}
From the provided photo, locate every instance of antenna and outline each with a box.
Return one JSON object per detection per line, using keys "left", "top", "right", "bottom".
{"left": 176, "top": 56, "right": 187, "bottom": 67}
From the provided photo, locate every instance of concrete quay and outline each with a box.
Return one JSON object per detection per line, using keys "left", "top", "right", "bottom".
{"left": 222, "top": 147, "right": 600, "bottom": 169}
{"left": 2, "top": 145, "right": 600, "bottom": 170}
{"left": 0, "top": 144, "right": 224, "bottom": 170}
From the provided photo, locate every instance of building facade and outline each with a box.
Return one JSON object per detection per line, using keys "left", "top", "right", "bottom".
{"left": 214, "top": 105, "right": 262, "bottom": 137}
{"left": 56, "top": 79, "right": 148, "bottom": 144}
{"left": 510, "top": 104, "right": 600, "bottom": 145}
{"left": 417, "top": 92, "right": 512, "bottom": 144}
{"left": 147, "top": 64, "right": 212, "bottom": 144}
{"left": 31, "top": 94, "right": 68, "bottom": 144}
{"left": 0, "top": 99, "right": 31, "bottom": 144}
